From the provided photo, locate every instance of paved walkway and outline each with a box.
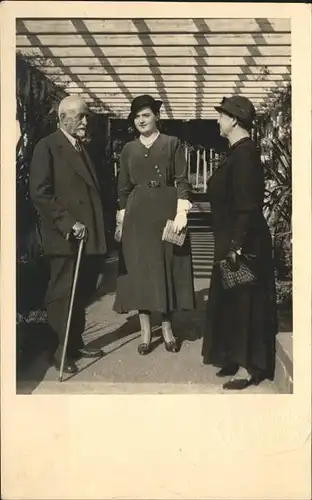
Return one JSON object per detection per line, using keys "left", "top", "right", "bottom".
{"left": 17, "top": 227, "right": 277, "bottom": 395}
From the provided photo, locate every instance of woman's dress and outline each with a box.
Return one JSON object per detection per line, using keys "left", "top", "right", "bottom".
{"left": 113, "top": 133, "right": 196, "bottom": 314}
{"left": 201, "top": 137, "right": 277, "bottom": 378}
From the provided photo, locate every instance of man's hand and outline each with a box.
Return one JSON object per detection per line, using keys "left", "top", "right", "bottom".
{"left": 72, "top": 222, "right": 87, "bottom": 240}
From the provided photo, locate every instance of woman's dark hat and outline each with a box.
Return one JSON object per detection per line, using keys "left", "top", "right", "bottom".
{"left": 128, "top": 94, "right": 162, "bottom": 121}
{"left": 215, "top": 96, "right": 256, "bottom": 126}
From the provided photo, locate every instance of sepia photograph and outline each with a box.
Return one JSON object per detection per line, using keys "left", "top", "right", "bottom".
{"left": 15, "top": 15, "right": 293, "bottom": 395}
{"left": 1, "top": 3, "right": 311, "bottom": 500}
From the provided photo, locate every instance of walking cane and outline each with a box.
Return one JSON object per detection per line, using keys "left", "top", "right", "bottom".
{"left": 58, "top": 237, "right": 85, "bottom": 382}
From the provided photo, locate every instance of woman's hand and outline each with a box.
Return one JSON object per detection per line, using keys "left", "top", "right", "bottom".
{"left": 114, "top": 224, "right": 123, "bottom": 242}
{"left": 172, "top": 199, "right": 192, "bottom": 234}
{"left": 114, "top": 209, "right": 125, "bottom": 242}
{"left": 172, "top": 211, "right": 187, "bottom": 234}
{"left": 225, "top": 250, "right": 240, "bottom": 271}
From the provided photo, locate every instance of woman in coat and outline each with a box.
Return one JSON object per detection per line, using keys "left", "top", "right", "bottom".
{"left": 202, "top": 96, "right": 278, "bottom": 390}
{"left": 113, "top": 95, "right": 195, "bottom": 355}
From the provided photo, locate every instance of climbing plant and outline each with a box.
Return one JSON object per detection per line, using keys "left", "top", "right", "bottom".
{"left": 16, "top": 53, "right": 66, "bottom": 262}
{"left": 255, "top": 82, "right": 292, "bottom": 304}
{"left": 16, "top": 54, "right": 67, "bottom": 317}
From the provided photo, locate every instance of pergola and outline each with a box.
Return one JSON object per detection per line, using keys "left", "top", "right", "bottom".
{"left": 16, "top": 17, "right": 291, "bottom": 121}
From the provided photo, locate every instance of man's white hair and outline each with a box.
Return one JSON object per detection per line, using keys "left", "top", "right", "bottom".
{"left": 58, "top": 95, "right": 88, "bottom": 119}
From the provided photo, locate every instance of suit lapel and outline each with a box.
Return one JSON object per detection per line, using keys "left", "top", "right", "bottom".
{"left": 80, "top": 144, "right": 101, "bottom": 191}
{"left": 55, "top": 129, "right": 100, "bottom": 192}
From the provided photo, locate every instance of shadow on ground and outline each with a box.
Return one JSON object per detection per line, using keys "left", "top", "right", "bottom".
{"left": 16, "top": 255, "right": 291, "bottom": 394}
{"left": 16, "top": 280, "right": 209, "bottom": 394}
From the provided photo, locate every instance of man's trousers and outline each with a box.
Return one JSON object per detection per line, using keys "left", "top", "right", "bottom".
{"left": 45, "top": 255, "right": 101, "bottom": 359}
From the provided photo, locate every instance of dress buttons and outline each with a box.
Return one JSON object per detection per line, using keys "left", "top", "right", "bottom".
{"left": 144, "top": 153, "right": 148, "bottom": 158}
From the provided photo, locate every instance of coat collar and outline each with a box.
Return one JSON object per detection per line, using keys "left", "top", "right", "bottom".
{"left": 207, "top": 150, "right": 228, "bottom": 182}
{"left": 60, "top": 127, "right": 78, "bottom": 148}
{"left": 54, "top": 129, "right": 100, "bottom": 192}
{"left": 229, "top": 136, "right": 251, "bottom": 152}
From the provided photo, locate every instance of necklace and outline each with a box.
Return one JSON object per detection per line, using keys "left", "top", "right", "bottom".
{"left": 139, "top": 131, "right": 160, "bottom": 148}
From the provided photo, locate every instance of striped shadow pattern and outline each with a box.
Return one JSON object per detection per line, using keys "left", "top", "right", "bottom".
{"left": 189, "top": 230, "right": 215, "bottom": 279}
{"left": 189, "top": 201, "right": 211, "bottom": 214}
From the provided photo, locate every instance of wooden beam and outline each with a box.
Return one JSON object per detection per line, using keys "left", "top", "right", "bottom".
{"left": 17, "top": 18, "right": 290, "bottom": 34}
{"left": 16, "top": 17, "right": 291, "bottom": 117}
{"left": 38, "top": 65, "right": 291, "bottom": 75}
{"left": 21, "top": 48, "right": 291, "bottom": 61}
{"left": 25, "top": 56, "right": 291, "bottom": 67}
{"left": 92, "top": 102, "right": 265, "bottom": 108}
{"left": 65, "top": 81, "right": 285, "bottom": 89}
{"left": 39, "top": 71, "right": 291, "bottom": 82}
{"left": 79, "top": 92, "right": 274, "bottom": 98}
{"left": 17, "top": 45, "right": 291, "bottom": 58}
{"left": 70, "top": 95, "right": 273, "bottom": 103}
{"left": 16, "top": 33, "right": 291, "bottom": 47}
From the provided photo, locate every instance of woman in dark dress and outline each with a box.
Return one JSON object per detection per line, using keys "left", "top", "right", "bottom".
{"left": 113, "top": 95, "right": 195, "bottom": 354}
{"left": 202, "top": 96, "right": 278, "bottom": 390}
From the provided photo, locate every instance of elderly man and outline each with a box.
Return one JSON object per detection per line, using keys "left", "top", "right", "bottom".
{"left": 30, "top": 95, "right": 106, "bottom": 374}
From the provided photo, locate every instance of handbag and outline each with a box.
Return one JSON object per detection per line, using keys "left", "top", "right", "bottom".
{"left": 219, "top": 254, "right": 258, "bottom": 290}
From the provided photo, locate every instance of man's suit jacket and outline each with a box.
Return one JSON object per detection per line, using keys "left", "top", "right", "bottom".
{"left": 29, "top": 128, "right": 107, "bottom": 256}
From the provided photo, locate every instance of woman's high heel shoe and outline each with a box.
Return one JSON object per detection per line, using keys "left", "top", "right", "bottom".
{"left": 164, "top": 338, "right": 179, "bottom": 353}
{"left": 137, "top": 343, "right": 152, "bottom": 355}
{"left": 161, "top": 318, "right": 180, "bottom": 353}
{"left": 138, "top": 311, "right": 152, "bottom": 356}
{"left": 222, "top": 374, "right": 265, "bottom": 390}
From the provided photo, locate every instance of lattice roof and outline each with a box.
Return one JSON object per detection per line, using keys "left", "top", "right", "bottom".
{"left": 16, "top": 18, "right": 291, "bottom": 120}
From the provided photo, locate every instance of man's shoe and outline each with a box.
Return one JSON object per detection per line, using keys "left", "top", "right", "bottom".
{"left": 53, "top": 358, "right": 78, "bottom": 374}
{"left": 75, "top": 347, "right": 103, "bottom": 359}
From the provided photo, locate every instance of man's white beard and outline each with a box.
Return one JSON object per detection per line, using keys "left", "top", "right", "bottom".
{"left": 75, "top": 129, "right": 87, "bottom": 139}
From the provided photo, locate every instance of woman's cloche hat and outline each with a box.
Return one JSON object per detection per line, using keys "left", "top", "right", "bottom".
{"left": 214, "top": 95, "right": 256, "bottom": 127}
{"left": 128, "top": 94, "right": 163, "bottom": 121}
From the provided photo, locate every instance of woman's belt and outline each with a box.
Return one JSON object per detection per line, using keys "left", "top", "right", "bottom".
{"left": 147, "top": 180, "right": 161, "bottom": 188}
{"left": 137, "top": 180, "right": 175, "bottom": 189}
